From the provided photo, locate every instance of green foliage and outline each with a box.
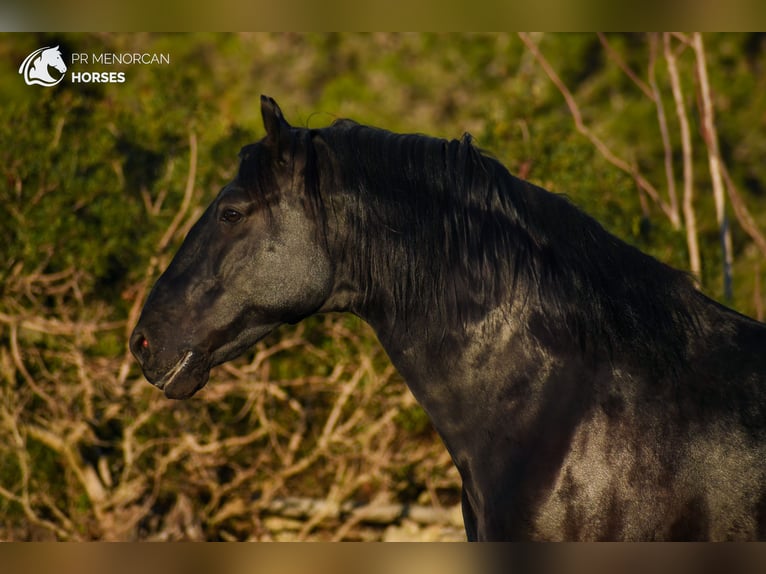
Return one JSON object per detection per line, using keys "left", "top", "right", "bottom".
{"left": 394, "top": 405, "right": 431, "bottom": 435}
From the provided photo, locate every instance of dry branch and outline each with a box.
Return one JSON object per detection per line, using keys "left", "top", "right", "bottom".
{"left": 598, "top": 33, "right": 654, "bottom": 100}
{"left": 663, "top": 32, "right": 701, "bottom": 277}
{"left": 693, "top": 32, "right": 734, "bottom": 299}
{"left": 518, "top": 33, "right": 678, "bottom": 226}
{"left": 648, "top": 33, "right": 680, "bottom": 227}
{"left": 261, "top": 496, "right": 463, "bottom": 527}
{"left": 720, "top": 162, "right": 766, "bottom": 259}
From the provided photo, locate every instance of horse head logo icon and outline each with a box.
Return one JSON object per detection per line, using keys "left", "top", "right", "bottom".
{"left": 19, "top": 46, "right": 67, "bottom": 87}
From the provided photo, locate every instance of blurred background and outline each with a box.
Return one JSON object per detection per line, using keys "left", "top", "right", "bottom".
{"left": 1, "top": 33, "right": 766, "bottom": 540}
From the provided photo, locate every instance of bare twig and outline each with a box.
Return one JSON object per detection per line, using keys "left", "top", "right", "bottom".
{"left": 664, "top": 32, "right": 701, "bottom": 277}
{"left": 518, "top": 32, "right": 678, "bottom": 225}
{"left": 0, "top": 312, "right": 122, "bottom": 338}
{"left": 158, "top": 131, "right": 199, "bottom": 254}
{"left": 693, "top": 32, "right": 734, "bottom": 299}
{"left": 598, "top": 33, "right": 654, "bottom": 99}
{"left": 260, "top": 496, "right": 463, "bottom": 527}
{"left": 7, "top": 322, "right": 57, "bottom": 411}
{"left": 720, "top": 162, "right": 766, "bottom": 259}
{"left": 648, "top": 33, "right": 680, "bottom": 227}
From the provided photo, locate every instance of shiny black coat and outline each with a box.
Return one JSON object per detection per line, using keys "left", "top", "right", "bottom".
{"left": 132, "top": 97, "right": 766, "bottom": 540}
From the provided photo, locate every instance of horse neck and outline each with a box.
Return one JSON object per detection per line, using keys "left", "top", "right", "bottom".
{"left": 321, "top": 192, "right": 457, "bottom": 341}
{"left": 318, "top": 135, "right": 524, "bottom": 344}
{"left": 321, "top": 176, "right": 518, "bottom": 356}
{"left": 321, "top": 151, "right": 703, "bottom": 380}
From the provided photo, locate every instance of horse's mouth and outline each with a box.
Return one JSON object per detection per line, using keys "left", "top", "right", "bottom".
{"left": 155, "top": 350, "right": 210, "bottom": 400}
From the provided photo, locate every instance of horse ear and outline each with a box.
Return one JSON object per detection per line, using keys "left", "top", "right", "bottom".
{"left": 260, "top": 95, "right": 291, "bottom": 152}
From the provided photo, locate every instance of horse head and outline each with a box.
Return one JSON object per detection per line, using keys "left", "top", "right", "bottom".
{"left": 131, "top": 97, "right": 333, "bottom": 399}
{"left": 40, "top": 46, "right": 67, "bottom": 74}
{"left": 20, "top": 46, "right": 67, "bottom": 85}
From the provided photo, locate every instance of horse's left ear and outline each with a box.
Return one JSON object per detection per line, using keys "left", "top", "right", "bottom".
{"left": 260, "top": 95, "right": 291, "bottom": 153}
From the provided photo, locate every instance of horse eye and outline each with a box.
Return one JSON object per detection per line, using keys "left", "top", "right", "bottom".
{"left": 221, "top": 208, "right": 243, "bottom": 224}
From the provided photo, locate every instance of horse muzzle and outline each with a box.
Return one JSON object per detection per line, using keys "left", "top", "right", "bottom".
{"left": 130, "top": 331, "right": 211, "bottom": 399}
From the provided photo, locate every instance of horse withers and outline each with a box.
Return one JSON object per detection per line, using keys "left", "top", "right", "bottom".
{"left": 131, "top": 96, "right": 766, "bottom": 541}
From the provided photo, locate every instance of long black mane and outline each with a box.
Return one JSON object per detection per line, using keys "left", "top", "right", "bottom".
{"left": 240, "top": 119, "right": 702, "bottom": 364}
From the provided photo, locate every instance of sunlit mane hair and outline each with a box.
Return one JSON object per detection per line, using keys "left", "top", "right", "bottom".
{"left": 238, "top": 118, "right": 701, "bottom": 364}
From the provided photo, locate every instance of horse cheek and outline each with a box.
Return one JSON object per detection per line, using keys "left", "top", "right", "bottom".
{"left": 246, "top": 238, "right": 330, "bottom": 321}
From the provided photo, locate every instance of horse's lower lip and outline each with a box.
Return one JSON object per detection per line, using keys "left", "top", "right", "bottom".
{"left": 155, "top": 350, "right": 211, "bottom": 400}
{"left": 156, "top": 350, "right": 195, "bottom": 390}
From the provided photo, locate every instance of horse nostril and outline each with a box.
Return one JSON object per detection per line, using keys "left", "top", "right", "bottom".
{"left": 130, "top": 331, "right": 151, "bottom": 360}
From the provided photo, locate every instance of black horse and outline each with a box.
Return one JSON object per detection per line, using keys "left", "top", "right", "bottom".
{"left": 131, "top": 96, "right": 766, "bottom": 541}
